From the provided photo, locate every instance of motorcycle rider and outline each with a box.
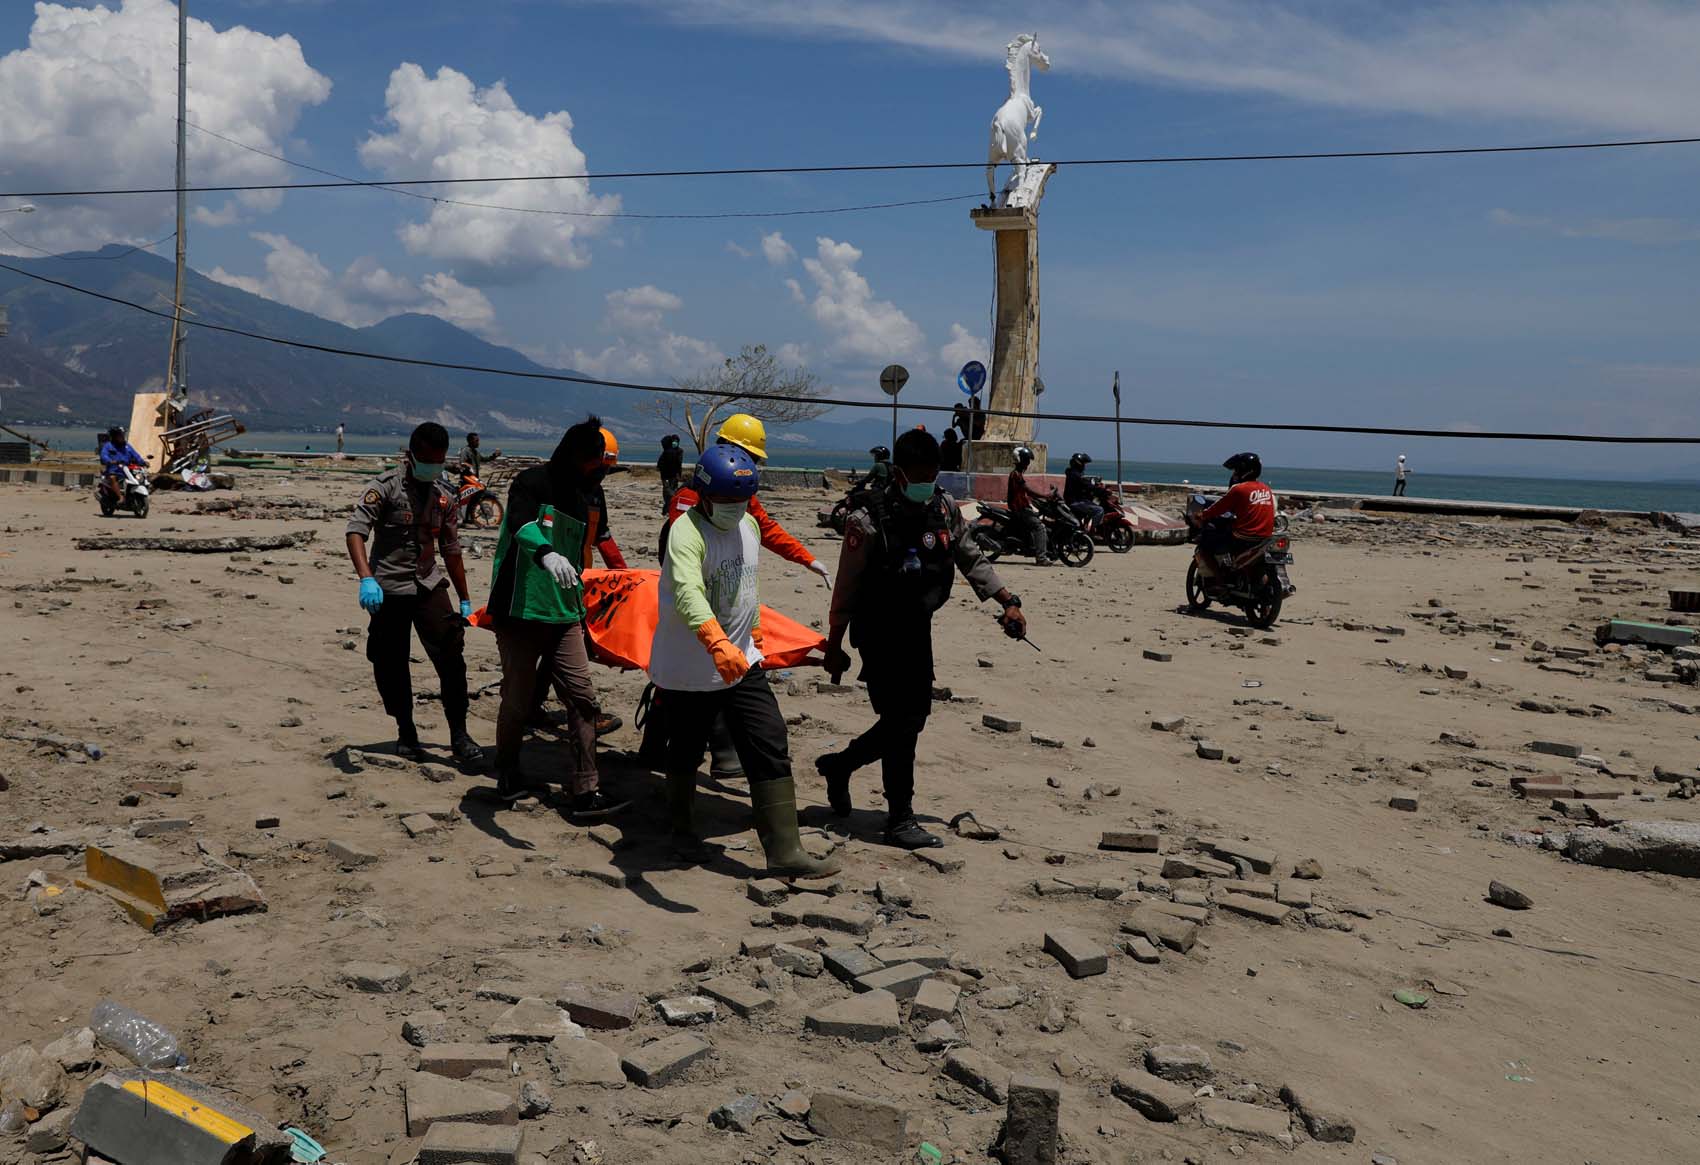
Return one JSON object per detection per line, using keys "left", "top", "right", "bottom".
{"left": 819, "top": 427, "right": 1028, "bottom": 849}
{"left": 457, "top": 432, "right": 485, "bottom": 477}
{"left": 99, "top": 426, "right": 147, "bottom": 503}
{"left": 1007, "top": 445, "right": 1052, "bottom": 566}
{"left": 860, "top": 446, "right": 892, "bottom": 490}
{"left": 1193, "top": 452, "right": 1277, "bottom": 576}
{"left": 1063, "top": 452, "right": 1103, "bottom": 532}
{"left": 657, "top": 434, "right": 684, "bottom": 512}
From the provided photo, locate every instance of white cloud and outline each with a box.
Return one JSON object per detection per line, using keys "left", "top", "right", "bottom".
{"left": 1490, "top": 208, "right": 1700, "bottom": 245}
{"left": 565, "top": 285, "right": 724, "bottom": 381}
{"left": 725, "top": 240, "right": 753, "bottom": 258}
{"left": 359, "top": 63, "right": 619, "bottom": 280}
{"left": 939, "top": 323, "right": 985, "bottom": 371}
{"left": 794, "top": 236, "right": 925, "bottom": 362}
{"left": 205, "top": 233, "right": 500, "bottom": 338}
{"left": 629, "top": 1, "right": 1700, "bottom": 131}
{"left": 761, "top": 231, "right": 797, "bottom": 266}
{"left": 0, "top": 0, "right": 330, "bottom": 253}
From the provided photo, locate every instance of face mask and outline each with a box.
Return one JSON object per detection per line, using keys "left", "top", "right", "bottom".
{"left": 902, "top": 482, "right": 935, "bottom": 504}
{"left": 410, "top": 459, "right": 444, "bottom": 483}
{"left": 706, "top": 500, "right": 747, "bottom": 531}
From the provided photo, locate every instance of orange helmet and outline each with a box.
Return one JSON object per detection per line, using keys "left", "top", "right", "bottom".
{"left": 599, "top": 426, "right": 619, "bottom": 466}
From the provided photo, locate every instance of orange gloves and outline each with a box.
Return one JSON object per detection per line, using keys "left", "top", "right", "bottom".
{"left": 694, "top": 618, "right": 750, "bottom": 685}
{"left": 751, "top": 623, "right": 765, "bottom": 652}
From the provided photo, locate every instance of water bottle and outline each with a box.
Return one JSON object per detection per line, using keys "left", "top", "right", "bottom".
{"left": 90, "top": 1000, "right": 185, "bottom": 1069}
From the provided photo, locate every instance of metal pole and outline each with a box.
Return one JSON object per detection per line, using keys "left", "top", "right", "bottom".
{"left": 1112, "top": 370, "right": 1124, "bottom": 505}
{"left": 891, "top": 392, "right": 897, "bottom": 451}
{"left": 164, "top": 0, "right": 187, "bottom": 398}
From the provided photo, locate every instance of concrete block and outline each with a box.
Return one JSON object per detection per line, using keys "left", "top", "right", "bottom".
{"left": 1144, "top": 1044, "right": 1212, "bottom": 1083}
{"left": 656, "top": 996, "right": 717, "bottom": 1026}
{"left": 824, "top": 946, "right": 885, "bottom": 983}
{"left": 418, "top": 1044, "right": 514, "bottom": 1080}
{"left": 741, "top": 930, "right": 821, "bottom": 958}
{"left": 808, "top": 1088, "right": 908, "bottom": 1149}
{"left": 403, "top": 1071, "right": 518, "bottom": 1137}
{"left": 1099, "top": 829, "right": 1160, "bottom": 852}
{"left": 801, "top": 901, "right": 876, "bottom": 936}
{"left": 1111, "top": 1071, "right": 1197, "bottom": 1122}
{"left": 71, "top": 1071, "right": 290, "bottom": 1165}
{"left": 417, "top": 1121, "right": 523, "bottom": 1164}
{"left": 1198, "top": 1099, "right": 1293, "bottom": 1147}
{"left": 401, "top": 813, "right": 439, "bottom": 838}
{"left": 545, "top": 1035, "right": 625, "bottom": 1086}
{"left": 1216, "top": 893, "right": 1295, "bottom": 925}
{"left": 341, "top": 961, "right": 411, "bottom": 993}
{"left": 78, "top": 842, "right": 265, "bottom": 931}
{"left": 1150, "top": 715, "right": 1185, "bottom": 732}
{"left": 806, "top": 989, "right": 901, "bottom": 1041}
{"left": 1122, "top": 936, "right": 1161, "bottom": 964}
{"left": 1388, "top": 792, "right": 1420, "bottom": 812}
{"left": 1208, "top": 840, "right": 1277, "bottom": 874}
{"left": 1144, "top": 899, "right": 1209, "bottom": 924}
{"left": 1279, "top": 1083, "right": 1356, "bottom": 1143}
{"left": 621, "top": 1033, "right": 712, "bottom": 1087}
{"left": 982, "top": 713, "right": 1022, "bottom": 733}
{"left": 1121, "top": 908, "right": 1198, "bottom": 953}
{"left": 1218, "top": 879, "right": 1278, "bottom": 900}
{"left": 910, "top": 977, "right": 960, "bottom": 1022}
{"left": 867, "top": 943, "right": 951, "bottom": 969}
{"left": 1142, "top": 649, "right": 1172, "bottom": 662}
{"left": 854, "top": 962, "right": 933, "bottom": 1000}
{"left": 771, "top": 944, "right": 825, "bottom": 977}
{"left": 1161, "top": 854, "right": 1235, "bottom": 879}
{"left": 556, "top": 986, "right": 639, "bottom": 1030}
{"left": 943, "top": 1049, "right": 1010, "bottom": 1102}
{"left": 1529, "top": 740, "right": 1582, "bottom": 758}
{"left": 698, "top": 975, "right": 776, "bottom": 1018}
{"left": 487, "top": 998, "right": 583, "bottom": 1042}
{"left": 1043, "top": 928, "right": 1108, "bottom": 978}
{"left": 746, "top": 877, "right": 790, "bottom": 906}
{"left": 1001, "top": 1074, "right": 1060, "bottom": 1165}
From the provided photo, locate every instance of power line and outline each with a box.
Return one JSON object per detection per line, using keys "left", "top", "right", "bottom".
{"left": 0, "top": 227, "right": 176, "bottom": 261}
{"left": 7, "top": 134, "right": 1699, "bottom": 201}
{"left": 0, "top": 258, "right": 1695, "bottom": 445}
{"left": 183, "top": 121, "right": 982, "bottom": 219}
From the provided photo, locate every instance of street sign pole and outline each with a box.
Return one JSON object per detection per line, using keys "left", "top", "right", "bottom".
{"left": 956, "top": 360, "right": 987, "bottom": 485}
{"left": 879, "top": 364, "right": 910, "bottom": 452}
{"left": 1112, "top": 370, "right": 1125, "bottom": 505}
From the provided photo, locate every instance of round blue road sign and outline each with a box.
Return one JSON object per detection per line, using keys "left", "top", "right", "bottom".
{"left": 957, "top": 360, "right": 987, "bottom": 396}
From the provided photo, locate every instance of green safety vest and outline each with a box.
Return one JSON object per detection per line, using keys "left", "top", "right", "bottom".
{"left": 491, "top": 502, "right": 589, "bottom": 623}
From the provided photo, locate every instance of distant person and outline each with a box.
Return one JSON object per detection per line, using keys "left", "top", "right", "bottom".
{"left": 657, "top": 434, "right": 684, "bottom": 512}
{"left": 1064, "top": 452, "right": 1102, "bottom": 531}
{"left": 939, "top": 429, "right": 963, "bottom": 472}
{"left": 1008, "top": 445, "right": 1051, "bottom": 565}
{"left": 335, "top": 421, "right": 345, "bottom": 457}
{"left": 1393, "top": 454, "right": 1410, "bottom": 497}
{"left": 98, "top": 425, "right": 147, "bottom": 508}
{"left": 458, "top": 432, "right": 499, "bottom": 477}
{"left": 344, "top": 422, "right": 479, "bottom": 765}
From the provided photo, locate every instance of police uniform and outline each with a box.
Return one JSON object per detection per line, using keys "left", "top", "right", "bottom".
{"left": 825, "top": 482, "right": 1006, "bottom": 829}
{"left": 346, "top": 468, "right": 470, "bottom": 737}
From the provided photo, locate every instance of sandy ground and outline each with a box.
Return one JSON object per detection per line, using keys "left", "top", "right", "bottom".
{"left": 3, "top": 466, "right": 1700, "bottom": 1165}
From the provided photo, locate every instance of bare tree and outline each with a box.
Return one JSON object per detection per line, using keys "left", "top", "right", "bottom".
{"left": 638, "top": 344, "right": 829, "bottom": 453}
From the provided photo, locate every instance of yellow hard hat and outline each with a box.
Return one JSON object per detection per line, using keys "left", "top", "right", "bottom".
{"left": 599, "top": 426, "right": 619, "bottom": 465}
{"left": 716, "top": 413, "right": 767, "bottom": 462}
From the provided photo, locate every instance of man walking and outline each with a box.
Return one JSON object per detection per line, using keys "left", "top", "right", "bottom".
{"left": 818, "top": 429, "right": 1029, "bottom": 849}
{"left": 650, "top": 444, "right": 839, "bottom": 877}
{"left": 335, "top": 421, "right": 345, "bottom": 457}
{"left": 657, "top": 434, "right": 684, "bottom": 513}
{"left": 345, "top": 422, "right": 479, "bottom": 763}
{"left": 485, "top": 416, "right": 628, "bottom": 817}
{"left": 1393, "top": 454, "right": 1410, "bottom": 497}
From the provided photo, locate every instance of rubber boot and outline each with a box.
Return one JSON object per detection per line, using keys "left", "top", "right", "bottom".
{"left": 750, "top": 777, "right": 841, "bottom": 879}
{"left": 667, "top": 770, "right": 715, "bottom": 863}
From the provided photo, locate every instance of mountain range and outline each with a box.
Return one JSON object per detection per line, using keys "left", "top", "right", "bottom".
{"left": 0, "top": 246, "right": 902, "bottom": 454}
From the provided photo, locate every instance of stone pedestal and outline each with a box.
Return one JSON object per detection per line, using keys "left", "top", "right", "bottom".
{"left": 967, "top": 162, "right": 1055, "bottom": 475}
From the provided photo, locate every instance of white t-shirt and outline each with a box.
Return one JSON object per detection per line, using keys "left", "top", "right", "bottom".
{"left": 1395, "top": 461, "right": 1409, "bottom": 480}
{"left": 649, "top": 509, "right": 765, "bottom": 691}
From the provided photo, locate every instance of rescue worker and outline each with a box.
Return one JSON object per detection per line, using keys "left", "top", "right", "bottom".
{"left": 98, "top": 426, "right": 147, "bottom": 505}
{"left": 485, "top": 416, "right": 629, "bottom": 816}
{"left": 1064, "top": 452, "right": 1103, "bottom": 532}
{"left": 657, "top": 434, "right": 684, "bottom": 512}
{"left": 1007, "top": 445, "right": 1052, "bottom": 565}
{"left": 818, "top": 428, "right": 1028, "bottom": 849}
{"left": 650, "top": 443, "right": 839, "bottom": 877}
{"left": 344, "top": 422, "right": 479, "bottom": 764}
{"left": 1193, "top": 452, "right": 1277, "bottom": 574}
{"left": 657, "top": 413, "right": 830, "bottom": 779}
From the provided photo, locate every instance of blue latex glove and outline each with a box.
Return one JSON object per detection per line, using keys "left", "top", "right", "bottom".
{"left": 358, "top": 577, "right": 383, "bottom": 612}
{"left": 460, "top": 599, "right": 473, "bottom": 621}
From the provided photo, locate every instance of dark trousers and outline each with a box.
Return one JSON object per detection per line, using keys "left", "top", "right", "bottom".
{"left": 496, "top": 620, "right": 598, "bottom": 791}
{"left": 366, "top": 583, "right": 468, "bottom": 734}
{"left": 1069, "top": 500, "right": 1104, "bottom": 529}
{"left": 661, "top": 477, "right": 680, "bottom": 513}
{"left": 838, "top": 632, "right": 933, "bottom": 823}
{"left": 1393, "top": 478, "right": 1407, "bottom": 496}
{"left": 662, "top": 671, "right": 789, "bottom": 786}
{"left": 1014, "top": 509, "right": 1048, "bottom": 559}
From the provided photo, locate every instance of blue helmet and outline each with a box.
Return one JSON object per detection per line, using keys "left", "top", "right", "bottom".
{"left": 692, "top": 443, "right": 760, "bottom": 500}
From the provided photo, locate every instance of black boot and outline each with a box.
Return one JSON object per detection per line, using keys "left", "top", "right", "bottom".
{"left": 815, "top": 752, "right": 854, "bottom": 818}
{"left": 667, "top": 771, "right": 716, "bottom": 863}
{"left": 395, "top": 721, "right": 424, "bottom": 762}
{"left": 884, "top": 815, "right": 943, "bottom": 850}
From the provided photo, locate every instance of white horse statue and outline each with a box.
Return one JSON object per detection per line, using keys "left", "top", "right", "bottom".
{"left": 986, "top": 33, "right": 1050, "bottom": 204}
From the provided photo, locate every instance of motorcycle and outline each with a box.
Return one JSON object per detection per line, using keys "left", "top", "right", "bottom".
{"left": 98, "top": 462, "right": 151, "bottom": 519}
{"left": 1075, "top": 480, "right": 1136, "bottom": 553}
{"left": 454, "top": 467, "right": 503, "bottom": 528}
{"left": 973, "top": 489, "right": 1095, "bottom": 567}
{"left": 1182, "top": 493, "right": 1294, "bottom": 628}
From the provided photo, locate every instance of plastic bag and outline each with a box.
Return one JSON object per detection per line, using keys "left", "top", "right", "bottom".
{"left": 90, "top": 999, "right": 185, "bottom": 1069}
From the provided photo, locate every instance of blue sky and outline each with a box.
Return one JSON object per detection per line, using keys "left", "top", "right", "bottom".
{"left": 2, "top": 0, "right": 1698, "bottom": 477}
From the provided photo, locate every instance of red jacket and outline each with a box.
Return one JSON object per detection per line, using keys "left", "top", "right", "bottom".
{"left": 1201, "top": 480, "right": 1277, "bottom": 539}
{"left": 666, "top": 486, "right": 817, "bottom": 567}
{"left": 1007, "top": 470, "right": 1035, "bottom": 511}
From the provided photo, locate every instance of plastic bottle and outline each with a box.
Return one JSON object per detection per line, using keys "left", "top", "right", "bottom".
{"left": 90, "top": 1000, "right": 185, "bottom": 1069}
